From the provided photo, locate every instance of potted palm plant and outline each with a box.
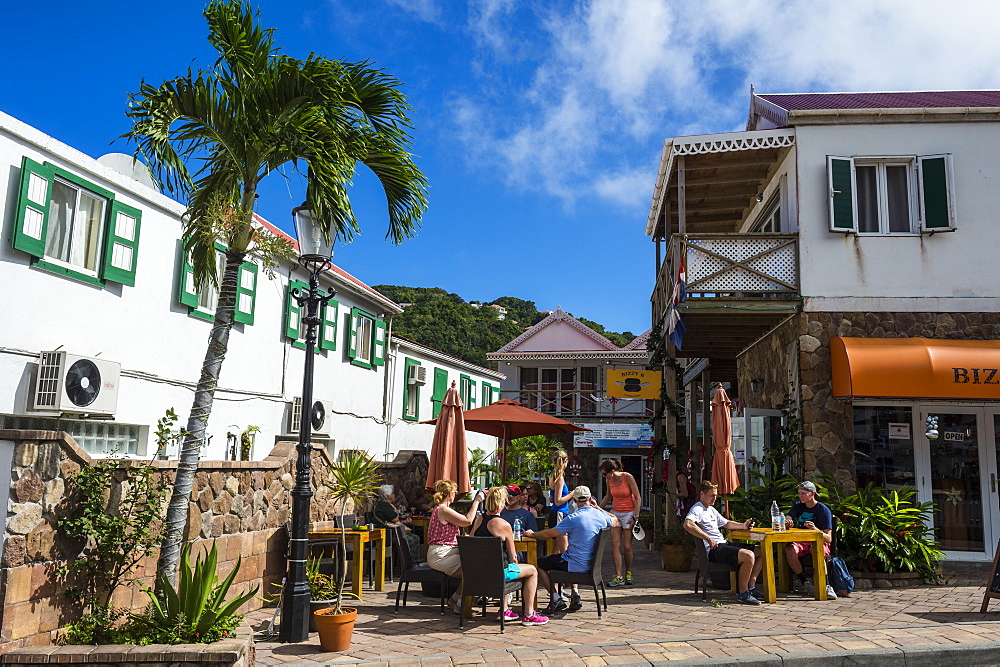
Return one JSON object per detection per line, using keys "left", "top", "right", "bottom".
{"left": 656, "top": 522, "right": 694, "bottom": 572}
{"left": 306, "top": 555, "right": 338, "bottom": 632}
{"left": 313, "top": 452, "right": 382, "bottom": 652}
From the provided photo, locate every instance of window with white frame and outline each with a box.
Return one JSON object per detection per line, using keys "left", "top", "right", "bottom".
{"left": 179, "top": 246, "right": 258, "bottom": 325}
{"left": 347, "top": 307, "right": 386, "bottom": 369}
{"left": 403, "top": 358, "right": 420, "bottom": 420}
{"left": 855, "top": 159, "right": 915, "bottom": 233}
{"left": 459, "top": 374, "right": 476, "bottom": 410}
{"left": 46, "top": 178, "right": 107, "bottom": 272}
{"left": 751, "top": 193, "right": 781, "bottom": 233}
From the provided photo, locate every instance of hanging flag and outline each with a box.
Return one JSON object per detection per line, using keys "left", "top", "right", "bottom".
{"left": 664, "top": 305, "right": 686, "bottom": 351}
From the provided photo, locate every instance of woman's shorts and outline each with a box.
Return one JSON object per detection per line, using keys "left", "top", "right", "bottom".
{"left": 503, "top": 563, "right": 521, "bottom": 582}
{"left": 611, "top": 510, "right": 635, "bottom": 530}
{"left": 427, "top": 543, "right": 461, "bottom": 575}
{"left": 547, "top": 510, "right": 566, "bottom": 529}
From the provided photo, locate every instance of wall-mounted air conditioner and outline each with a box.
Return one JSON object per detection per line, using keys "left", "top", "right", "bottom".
{"left": 407, "top": 365, "right": 427, "bottom": 385}
{"left": 288, "top": 396, "right": 335, "bottom": 434}
{"left": 31, "top": 351, "right": 120, "bottom": 417}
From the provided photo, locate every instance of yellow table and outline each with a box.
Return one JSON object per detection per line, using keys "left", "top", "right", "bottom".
{"left": 308, "top": 525, "right": 386, "bottom": 599}
{"left": 727, "top": 527, "right": 827, "bottom": 602}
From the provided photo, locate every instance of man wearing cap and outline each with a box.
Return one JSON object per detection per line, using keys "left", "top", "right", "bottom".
{"left": 525, "top": 485, "right": 617, "bottom": 614}
{"left": 500, "top": 484, "right": 537, "bottom": 562}
{"left": 785, "top": 481, "right": 837, "bottom": 599}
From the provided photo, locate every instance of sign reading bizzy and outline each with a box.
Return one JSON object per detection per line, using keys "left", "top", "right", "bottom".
{"left": 574, "top": 423, "right": 654, "bottom": 448}
{"left": 606, "top": 369, "right": 661, "bottom": 399}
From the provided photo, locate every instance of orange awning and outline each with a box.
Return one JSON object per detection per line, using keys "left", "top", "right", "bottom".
{"left": 830, "top": 337, "right": 1000, "bottom": 400}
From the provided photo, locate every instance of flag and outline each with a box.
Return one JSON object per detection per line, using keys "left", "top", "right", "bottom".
{"left": 664, "top": 305, "right": 686, "bottom": 351}
{"left": 672, "top": 254, "right": 687, "bottom": 305}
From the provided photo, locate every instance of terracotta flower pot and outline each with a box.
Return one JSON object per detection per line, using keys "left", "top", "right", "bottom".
{"left": 309, "top": 599, "right": 336, "bottom": 632}
{"left": 314, "top": 607, "right": 357, "bottom": 652}
{"left": 661, "top": 544, "right": 693, "bottom": 572}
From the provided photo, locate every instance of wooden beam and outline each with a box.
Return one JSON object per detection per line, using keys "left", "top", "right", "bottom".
{"left": 678, "top": 156, "right": 686, "bottom": 234}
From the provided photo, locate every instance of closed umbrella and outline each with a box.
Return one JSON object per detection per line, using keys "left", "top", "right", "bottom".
{"left": 425, "top": 382, "right": 470, "bottom": 493}
{"left": 710, "top": 384, "right": 740, "bottom": 513}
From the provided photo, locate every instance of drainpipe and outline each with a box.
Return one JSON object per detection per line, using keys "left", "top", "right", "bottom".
{"left": 382, "top": 315, "right": 396, "bottom": 460}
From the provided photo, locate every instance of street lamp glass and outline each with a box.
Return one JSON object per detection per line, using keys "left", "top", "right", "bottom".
{"left": 292, "top": 205, "right": 334, "bottom": 262}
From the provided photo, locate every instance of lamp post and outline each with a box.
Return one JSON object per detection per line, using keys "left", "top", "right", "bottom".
{"left": 280, "top": 204, "right": 337, "bottom": 643}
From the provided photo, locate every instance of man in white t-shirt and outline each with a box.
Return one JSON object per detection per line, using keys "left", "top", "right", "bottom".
{"left": 684, "top": 480, "right": 765, "bottom": 605}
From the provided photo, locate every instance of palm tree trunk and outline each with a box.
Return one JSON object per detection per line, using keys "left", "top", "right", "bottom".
{"left": 156, "top": 248, "right": 245, "bottom": 587}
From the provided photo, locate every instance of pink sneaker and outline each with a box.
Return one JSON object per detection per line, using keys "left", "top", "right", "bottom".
{"left": 521, "top": 613, "right": 549, "bottom": 626}
{"left": 497, "top": 609, "right": 519, "bottom": 621}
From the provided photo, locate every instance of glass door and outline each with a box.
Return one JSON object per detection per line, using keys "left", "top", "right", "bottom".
{"left": 742, "top": 409, "right": 782, "bottom": 487}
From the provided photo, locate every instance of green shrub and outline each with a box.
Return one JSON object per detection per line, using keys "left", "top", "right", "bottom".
{"left": 727, "top": 474, "right": 799, "bottom": 526}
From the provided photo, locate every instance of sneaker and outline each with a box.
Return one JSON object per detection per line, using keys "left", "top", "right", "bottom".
{"left": 448, "top": 599, "right": 462, "bottom": 615}
{"left": 567, "top": 594, "right": 583, "bottom": 611}
{"left": 801, "top": 579, "right": 815, "bottom": 595}
{"left": 747, "top": 586, "right": 765, "bottom": 601}
{"left": 825, "top": 585, "right": 838, "bottom": 600}
{"left": 737, "top": 591, "right": 761, "bottom": 606}
{"left": 608, "top": 575, "right": 625, "bottom": 587}
{"left": 625, "top": 571, "right": 634, "bottom": 585}
{"left": 497, "top": 609, "right": 520, "bottom": 621}
{"left": 521, "top": 613, "right": 549, "bottom": 626}
{"left": 542, "top": 598, "right": 567, "bottom": 614}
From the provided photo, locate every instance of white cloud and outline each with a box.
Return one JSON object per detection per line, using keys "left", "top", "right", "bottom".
{"left": 385, "top": 0, "right": 442, "bottom": 24}
{"left": 454, "top": 0, "right": 1000, "bottom": 209}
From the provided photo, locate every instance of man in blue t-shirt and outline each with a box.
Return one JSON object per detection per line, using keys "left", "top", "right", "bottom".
{"left": 525, "top": 485, "right": 617, "bottom": 614}
{"left": 785, "top": 481, "right": 836, "bottom": 599}
{"left": 499, "top": 484, "right": 537, "bottom": 562}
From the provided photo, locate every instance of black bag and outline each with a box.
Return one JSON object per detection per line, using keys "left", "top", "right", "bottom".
{"left": 828, "top": 556, "right": 855, "bottom": 596}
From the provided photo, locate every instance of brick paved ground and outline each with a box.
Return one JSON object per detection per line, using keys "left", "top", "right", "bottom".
{"left": 250, "top": 546, "right": 1000, "bottom": 665}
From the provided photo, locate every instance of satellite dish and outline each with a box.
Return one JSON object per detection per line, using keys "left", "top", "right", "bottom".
{"left": 97, "top": 153, "right": 159, "bottom": 191}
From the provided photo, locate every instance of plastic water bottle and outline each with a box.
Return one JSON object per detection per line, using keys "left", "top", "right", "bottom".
{"left": 770, "top": 501, "right": 782, "bottom": 531}
{"left": 513, "top": 518, "right": 522, "bottom": 540}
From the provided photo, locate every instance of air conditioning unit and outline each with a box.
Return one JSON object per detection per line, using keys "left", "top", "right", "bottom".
{"left": 407, "top": 365, "right": 427, "bottom": 385}
{"left": 288, "top": 396, "right": 335, "bottom": 435}
{"left": 32, "top": 351, "right": 120, "bottom": 417}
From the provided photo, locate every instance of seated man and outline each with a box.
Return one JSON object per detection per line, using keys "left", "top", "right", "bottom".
{"left": 684, "top": 480, "right": 764, "bottom": 605}
{"left": 499, "top": 484, "right": 536, "bottom": 563}
{"left": 525, "top": 485, "right": 617, "bottom": 614}
{"left": 785, "top": 480, "right": 837, "bottom": 599}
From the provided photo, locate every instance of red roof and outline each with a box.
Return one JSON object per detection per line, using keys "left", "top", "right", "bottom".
{"left": 759, "top": 90, "right": 1000, "bottom": 111}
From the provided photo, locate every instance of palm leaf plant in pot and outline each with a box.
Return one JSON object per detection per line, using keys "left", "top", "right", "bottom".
{"left": 315, "top": 452, "right": 382, "bottom": 651}
{"left": 305, "top": 555, "right": 339, "bottom": 632}
{"left": 656, "top": 522, "right": 694, "bottom": 572}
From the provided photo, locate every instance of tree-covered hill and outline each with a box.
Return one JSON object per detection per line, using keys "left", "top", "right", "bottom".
{"left": 372, "top": 286, "right": 636, "bottom": 368}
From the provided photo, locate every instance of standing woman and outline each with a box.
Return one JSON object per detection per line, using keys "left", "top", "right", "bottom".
{"left": 547, "top": 450, "right": 574, "bottom": 554}
{"left": 598, "top": 458, "right": 641, "bottom": 586}
{"left": 427, "top": 479, "right": 484, "bottom": 614}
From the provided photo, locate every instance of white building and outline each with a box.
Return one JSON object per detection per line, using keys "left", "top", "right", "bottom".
{"left": 0, "top": 110, "right": 501, "bottom": 461}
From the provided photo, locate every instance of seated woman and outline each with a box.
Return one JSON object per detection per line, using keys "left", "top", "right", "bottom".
{"left": 524, "top": 482, "right": 547, "bottom": 521}
{"left": 470, "top": 486, "right": 549, "bottom": 626}
{"left": 373, "top": 484, "right": 420, "bottom": 562}
{"left": 427, "top": 479, "right": 483, "bottom": 614}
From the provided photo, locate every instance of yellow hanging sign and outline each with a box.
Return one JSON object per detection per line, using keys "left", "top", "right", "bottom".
{"left": 606, "top": 369, "right": 661, "bottom": 399}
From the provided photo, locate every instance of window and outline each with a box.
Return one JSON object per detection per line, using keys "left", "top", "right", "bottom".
{"left": 282, "top": 280, "right": 338, "bottom": 349}
{"left": 459, "top": 374, "right": 476, "bottom": 410}
{"left": 751, "top": 193, "right": 781, "bottom": 233}
{"left": 402, "top": 358, "right": 421, "bottom": 420}
{"left": 178, "top": 244, "right": 259, "bottom": 325}
{"left": 348, "top": 307, "right": 386, "bottom": 369}
{"left": 1, "top": 414, "right": 141, "bottom": 456}
{"left": 13, "top": 156, "right": 142, "bottom": 286}
{"left": 520, "top": 366, "right": 598, "bottom": 415}
{"left": 481, "top": 382, "right": 496, "bottom": 406}
{"left": 853, "top": 405, "right": 915, "bottom": 492}
{"left": 827, "top": 154, "right": 955, "bottom": 234}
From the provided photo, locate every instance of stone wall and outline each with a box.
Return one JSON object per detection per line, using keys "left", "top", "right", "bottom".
{"left": 737, "top": 316, "right": 799, "bottom": 413}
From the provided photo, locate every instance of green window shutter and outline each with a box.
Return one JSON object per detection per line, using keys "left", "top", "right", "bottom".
{"left": 285, "top": 280, "right": 307, "bottom": 340}
{"left": 431, "top": 368, "right": 448, "bottom": 418}
{"left": 100, "top": 200, "right": 142, "bottom": 286}
{"left": 469, "top": 380, "right": 477, "bottom": 408}
{"left": 372, "top": 319, "right": 387, "bottom": 366}
{"left": 12, "top": 156, "right": 53, "bottom": 259}
{"left": 481, "top": 383, "right": 492, "bottom": 406}
{"left": 402, "top": 357, "right": 421, "bottom": 421}
{"left": 827, "top": 156, "right": 857, "bottom": 232}
{"left": 348, "top": 306, "right": 361, "bottom": 360}
{"left": 918, "top": 154, "right": 956, "bottom": 232}
{"left": 319, "top": 299, "right": 339, "bottom": 351}
{"left": 233, "top": 260, "right": 258, "bottom": 325}
{"left": 176, "top": 244, "right": 199, "bottom": 308}
{"left": 460, "top": 374, "right": 471, "bottom": 409}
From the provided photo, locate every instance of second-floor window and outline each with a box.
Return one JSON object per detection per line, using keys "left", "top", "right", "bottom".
{"left": 520, "top": 367, "right": 597, "bottom": 415}
{"left": 47, "top": 178, "right": 106, "bottom": 272}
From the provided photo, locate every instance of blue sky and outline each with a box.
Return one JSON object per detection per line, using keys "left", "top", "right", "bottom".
{"left": 5, "top": 0, "right": 1000, "bottom": 335}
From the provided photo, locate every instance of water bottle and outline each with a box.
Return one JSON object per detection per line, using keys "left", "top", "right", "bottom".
{"left": 513, "top": 518, "right": 522, "bottom": 540}
{"left": 779, "top": 513, "right": 787, "bottom": 532}
{"left": 770, "top": 501, "right": 782, "bottom": 531}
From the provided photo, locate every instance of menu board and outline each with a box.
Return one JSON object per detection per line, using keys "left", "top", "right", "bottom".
{"left": 981, "top": 539, "right": 1000, "bottom": 612}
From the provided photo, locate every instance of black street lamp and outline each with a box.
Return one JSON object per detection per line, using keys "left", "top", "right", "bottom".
{"left": 280, "top": 204, "right": 337, "bottom": 643}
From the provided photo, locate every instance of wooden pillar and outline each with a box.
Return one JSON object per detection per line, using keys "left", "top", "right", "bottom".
{"left": 677, "top": 156, "right": 686, "bottom": 234}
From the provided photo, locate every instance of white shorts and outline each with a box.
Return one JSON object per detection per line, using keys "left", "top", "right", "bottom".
{"left": 427, "top": 543, "right": 461, "bottom": 575}
{"left": 611, "top": 510, "right": 635, "bottom": 530}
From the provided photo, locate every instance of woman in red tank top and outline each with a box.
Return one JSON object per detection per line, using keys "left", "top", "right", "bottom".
{"left": 427, "top": 479, "right": 484, "bottom": 614}
{"left": 598, "top": 458, "right": 641, "bottom": 587}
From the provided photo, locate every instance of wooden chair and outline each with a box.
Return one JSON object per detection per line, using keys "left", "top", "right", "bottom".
{"left": 456, "top": 536, "right": 525, "bottom": 633}
{"left": 391, "top": 525, "right": 455, "bottom": 614}
{"left": 548, "top": 528, "right": 612, "bottom": 618}
{"left": 693, "top": 535, "right": 738, "bottom": 601}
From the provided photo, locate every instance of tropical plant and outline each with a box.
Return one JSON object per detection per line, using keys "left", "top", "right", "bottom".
{"left": 305, "top": 555, "right": 339, "bottom": 601}
{"left": 468, "top": 447, "right": 497, "bottom": 488}
{"left": 728, "top": 473, "right": 800, "bottom": 527}
{"left": 122, "top": 0, "right": 428, "bottom": 585}
{"left": 505, "top": 435, "right": 560, "bottom": 483}
{"left": 239, "top": 425, "right": 259, "bottom": 461}
{"left": 323, "top": 452, "right": 383, "bottom": 614}
{"left": 132, "top": 541, "right": 258, "bottom": 644}
{"left": 654, "top": 521, "right": 693, "bottom": 550}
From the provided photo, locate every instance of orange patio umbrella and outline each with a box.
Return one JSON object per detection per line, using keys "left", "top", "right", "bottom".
{"left": 710, "top": 384, "right": 740, "bottom": 513}
{"left": 424, "top": 382, "right": 471, "bottom": 494}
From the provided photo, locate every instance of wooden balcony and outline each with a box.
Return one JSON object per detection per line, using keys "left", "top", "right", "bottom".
{"left": 499, "top": 389, "right": 649, "bottom": 421}
{"left": 653, "top": 233, "right": 801, "bottom": 359}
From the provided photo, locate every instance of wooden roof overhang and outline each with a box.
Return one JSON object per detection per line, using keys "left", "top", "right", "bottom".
{"left": 645, "top": 128, "right": 796, "bottom": 239}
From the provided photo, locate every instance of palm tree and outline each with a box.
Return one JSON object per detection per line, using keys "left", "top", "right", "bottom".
{"left": 122, "top": 0, "right": 428, "bottom": 584}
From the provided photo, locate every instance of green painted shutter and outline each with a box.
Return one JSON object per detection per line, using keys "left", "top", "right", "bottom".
{"left": 402, "top": 357, "right": 421, "bottom": 420}
{"left": 918, "top": 154, "right": 956, "bottom": 231}
{"left": 469, "top": 379, "right": 477, "bottom": 408}
{"left": 827, "top": 156, "right": 856, "bottom": 232}
{"left": 285, "top": 280, "right": 307, "bottom": 340}
{"left": 176, "top": 245, "right": 199, "bottom": 308}
{"left": 100, "top": 200, "right": 142, "bottom": 286}
{"left": 319, "top": 299, "right": 339, "bottom": 351}
{"left": 233, "top": 260, "right": 258, "bottom": 325}
{"left": 372, "top": 319, "right": 387, "bottom": 366}
{"left": 481, "top": 383, "right": 493, "bottom": 406}
{"left": 348, "top": 307, "right": 360, "bottom": 359}
{"left": 431, "top": 368, "right": 448, "bottom": 418}
{"left": 12, "top": 156, "right": 53, "bottom": 259}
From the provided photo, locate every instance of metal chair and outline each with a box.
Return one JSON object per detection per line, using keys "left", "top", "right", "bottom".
{"left": 391, "top": 525, "right": 455, "bottom": 614}
{"left": 456, "top": 536, "right": 525, "bottom": 633}
{"left": 693, "top": 535, "right": 738, "bottom": 601}
{"left": 548, "top": 527, "right": 612, "bottom": 618}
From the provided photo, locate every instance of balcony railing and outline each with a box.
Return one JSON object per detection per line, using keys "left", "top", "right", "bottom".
{"left": 499, "top": 389, "right": 650, "bottom": 419}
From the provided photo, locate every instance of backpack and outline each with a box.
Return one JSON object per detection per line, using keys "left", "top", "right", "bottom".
{"left": 828, "top": 556, "right": 855, "bottom": 596}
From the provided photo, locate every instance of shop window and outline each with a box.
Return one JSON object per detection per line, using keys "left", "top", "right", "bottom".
{"left": 853, "top": 405, "right": 916, "bottom": 490}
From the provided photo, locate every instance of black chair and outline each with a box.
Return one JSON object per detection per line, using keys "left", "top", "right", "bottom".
{"left": 392, "top": 525, "right": 454, "bottom": 614}
{"left": 456, "top": 536, "right": 525, "bottom": 633}
{"left": 693, "top": 535, "right": 738, "bottom": 601}
{"left": 548, "top": 527, "right": 612, "bottom": 618}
